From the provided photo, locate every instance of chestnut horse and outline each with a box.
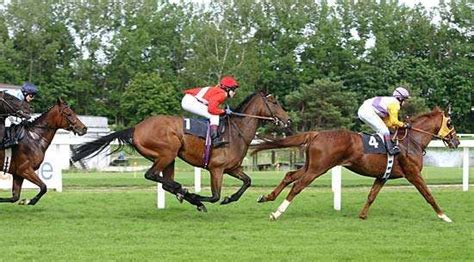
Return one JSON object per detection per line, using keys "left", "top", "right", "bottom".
{"left": 72, "top": 92, "right": 290, "bottom": 212}
{"left": 253, "top": 107, "right": 460, "bottom": 222}
{"left": 0, "top": 98, "right": 87, "bottom": 205}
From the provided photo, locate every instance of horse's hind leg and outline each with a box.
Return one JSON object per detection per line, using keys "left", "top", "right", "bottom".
{"left": 161, "top": 161, "right": 207, "bottom": 212}
{"left": 405, "top": 173, "right": 451, "bottom": 222}
{"left": 0, "top": 175, "right": 24, "bottom": 203}
{"left": 258, "top": 168, "right": 305, "bottom": 203}
{"left": 359, "top": 178, "right": 386, "bottom": 220}
{"left": 270, "top": 166, "right": 330, "bottom": 220}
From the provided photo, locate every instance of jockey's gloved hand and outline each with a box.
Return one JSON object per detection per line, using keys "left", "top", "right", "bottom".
{"left": 225, "top": 107, "right": 233, "bottom": 115}
{"left": 403, "top": 122, "right": 412, "bottom": 129}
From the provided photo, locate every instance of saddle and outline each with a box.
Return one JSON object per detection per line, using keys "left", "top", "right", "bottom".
{"left": 183, "top": 117, "right": 226, "bottom": 139}
{"left": 182, "top": 117, "right": 227, "bottom": 168}
{"left": 1, "top": 123, "right": 26, "bottom": 149}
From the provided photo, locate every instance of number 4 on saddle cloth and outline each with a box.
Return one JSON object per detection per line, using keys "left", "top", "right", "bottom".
{"left": 361, "top": 133, "right": 395, "bottom": 181}
{"left": 183, "top": 117, "right": 227, "bottom": 168}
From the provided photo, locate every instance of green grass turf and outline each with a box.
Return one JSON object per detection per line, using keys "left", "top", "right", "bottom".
{"left": 0, "top": 188, "right": 472, "bottom": 261}
{"left": 0, "top": 165, "right": 472, "bottom": 261}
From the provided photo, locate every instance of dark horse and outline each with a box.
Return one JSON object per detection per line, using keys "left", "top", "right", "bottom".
{"left": 72, "top": 92, "right": 290, "bottom": 211}
{"left": 253, "top": 107, "right": 460, "bottom": 222}
{"left": 0, "top": 91, "right": 33, "bottom": 142}
{"left": 0, "top": 91, "right": 31, "bottom": 118}
{"left": 0, "top": 98, "right": 87, "bottom": 205}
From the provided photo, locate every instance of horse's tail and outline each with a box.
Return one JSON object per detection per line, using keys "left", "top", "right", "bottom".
{"left": 252, "top": 132, "right": 319, "bottom": 154}
{"left": 71, "top": 128, "right": 134, "bottom": 162}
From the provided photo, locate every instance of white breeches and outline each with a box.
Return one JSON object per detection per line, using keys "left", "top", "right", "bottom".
{"left": 181, "top": 94, "right": 220, "bottom": 126}
{"left": 358, "top": 102, "right": 389, "bottom": 135}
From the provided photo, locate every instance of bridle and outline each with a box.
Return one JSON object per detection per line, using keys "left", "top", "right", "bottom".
{"left": 229, "top": 93, "right": 285, "bottom": 125}
{"left": 60, "top": 104, "right": 80, "bottom": 131}
{"left": 395, "top": 113, "right": 456, "bottom": 146}
{"left": 226, "top": 93, "right": 287, "bottom": 144}
{"left": 32, "top": 103, "right": 79, "bottom": 132}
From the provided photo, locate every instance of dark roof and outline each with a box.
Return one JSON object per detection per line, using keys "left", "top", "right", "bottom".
{"left": 0, "top": 83, "right": 21, "bottom": 90}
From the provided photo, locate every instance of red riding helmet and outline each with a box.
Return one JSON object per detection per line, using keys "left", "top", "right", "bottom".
{"left": 219, "top": 76, "right": 239, "bottom": 90}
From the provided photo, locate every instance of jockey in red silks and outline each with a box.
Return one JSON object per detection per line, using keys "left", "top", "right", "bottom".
{"left": 181, "top": 76, "right": 239, "bottom": 147}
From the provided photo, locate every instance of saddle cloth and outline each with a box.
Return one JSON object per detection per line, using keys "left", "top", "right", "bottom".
{"left": 361, "top": 133, "right": 386, "bottom": 154}
{"left": 183, "top": 117, "right": 225, "bottom": 139}
{"left": 1, "top": 123, "right": 26, "bottom": 149}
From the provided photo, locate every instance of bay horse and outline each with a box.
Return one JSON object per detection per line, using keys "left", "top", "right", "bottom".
{"left": 0, "top": 91, "right": 33, "bottom": 142}
{"left": 72, "top": 92, "right": 290, "bottom": 212}
{"left": 253, "top": 107, "right": 460, "bottom": 222}
{"left": 0, "top": 98, "right": 87, "bottom": 205}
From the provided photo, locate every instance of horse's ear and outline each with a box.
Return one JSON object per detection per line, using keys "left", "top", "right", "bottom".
{"left": 257, "top": 89, "right": 269, "bottom": 96}
{"left": 56, "top": 97, "right": 63, "bottom": 105}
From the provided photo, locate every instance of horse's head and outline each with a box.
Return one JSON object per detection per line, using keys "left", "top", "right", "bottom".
{"left": 412, "top": 106, "right": 459, "bottom": 148}
{"left": 256, "top": 92, "right": 291, "bottom": 128}
{"left": 438, "top": 106, "right": 460, "bottom": 148}
{"left": 53, "top": 98, "right": 87, "bottom": 136}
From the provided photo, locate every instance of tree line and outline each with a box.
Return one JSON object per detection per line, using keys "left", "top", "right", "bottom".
{"left": 0, "top": 0, "right": 472, "bottom": 132}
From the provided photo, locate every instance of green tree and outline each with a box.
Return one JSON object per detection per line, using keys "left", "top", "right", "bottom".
{"left": 286, "top": 79, "right": 357, "bottom": 131}
{"left": 120, "top": 72, "right": 180, "bottom": 126}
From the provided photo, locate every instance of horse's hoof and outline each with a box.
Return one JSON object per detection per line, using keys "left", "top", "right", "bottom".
{"left": 220, "top": 197, "right": 231, "bottom": 205}
{"left": 257, "top": 195, "right": 266, "bottom": 203}
{"left": 18, "top": 199, "right": 30, "bottom": 205}
{"left": 176, "top": 193, "right": 184, "bottom": 203}
{"left": 197, "top": 205, "right": 207, "bottom": 213}
{"left": 358, "top": 214, "right": 368, "bottom": 220}
{"left": 176, "top": 188, "right": 188, "bottom": 203}
{"left": 437, "top": 213, "right": 453, "bottom": 223}
{"left": 269, "top": 213, "right": 278, "bottom": 221}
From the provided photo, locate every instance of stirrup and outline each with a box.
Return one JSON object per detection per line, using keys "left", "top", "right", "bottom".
{"left": 212, "top": 139, "right": 228, "bottom": 148}
{"left": 388, "top": 146, "right": 400, "bottom": 155}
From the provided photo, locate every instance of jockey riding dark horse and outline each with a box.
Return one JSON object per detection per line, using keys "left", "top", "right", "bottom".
{"left": 0, "top": 82, "right": 37, "bottom": 148}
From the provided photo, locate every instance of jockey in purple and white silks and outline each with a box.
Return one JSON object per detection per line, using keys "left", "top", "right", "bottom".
{"left": 357, "top": 87, "right": 411, "bottom": 155}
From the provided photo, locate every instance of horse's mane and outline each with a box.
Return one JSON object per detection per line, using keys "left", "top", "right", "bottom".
{"left": 24, "top": 105, "right": 55, "bottom": 129}
{"left": 410, "top": 106, "right": 443, "bottom": 123}
{"left": 234, "top": 92, "right": 259, "bottom": 113}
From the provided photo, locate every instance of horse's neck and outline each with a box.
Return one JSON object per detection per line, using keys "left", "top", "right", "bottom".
{"left": 231, "top": 106, "right": 260, "bottom": 144}
{"left": 406, "top": 117, "right": 440, "bottom": 150}
{"left": 29, "top": 117, "right": 58, "bottom": 150}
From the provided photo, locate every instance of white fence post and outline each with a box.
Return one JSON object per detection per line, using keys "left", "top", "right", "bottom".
{"left": 157, "top": 167, "right": 202, "bottom": 209}
{"left": 463, "top": 147, "right": 469, "bottom": 191}
{"left": 194, "top": 167, "right": 201, "bottom": 193}
{"left": 331, "top": 166, "right": 342, "bottom": 211}
{"left": 156, "top": 172, "right": 165, "bottom": 209}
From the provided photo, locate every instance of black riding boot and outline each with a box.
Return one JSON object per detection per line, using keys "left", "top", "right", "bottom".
{"left": 384, "top": 134, "right": 400, "bottom": 155}
{"left": 210, "top": 125, "right": 227, "bottom": 148}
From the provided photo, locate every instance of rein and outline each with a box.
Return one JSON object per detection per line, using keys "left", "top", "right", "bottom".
{"left": 230, "top": 112, "right": 275, "bottom": 121}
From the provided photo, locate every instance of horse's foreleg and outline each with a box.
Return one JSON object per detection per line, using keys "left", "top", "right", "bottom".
{"left": 258, "top": 169, "right": 305, "bottom": 203}
{"left": 195, "top": 168, "right": 223, "bottom": 203}
{"left": 359, "top": 178, "right": 386, "bottom": 220}
{"left": 220, "top": 167, "right": 251, "bottom": 205}
{"left": 405, "top": 173, "right": 451, "bottom": 222}
{"left": 0, "top": 175, "right": 23, "bottom": 203}
{"left": 18, "top": 170, "right": 47, "bottom": 205}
